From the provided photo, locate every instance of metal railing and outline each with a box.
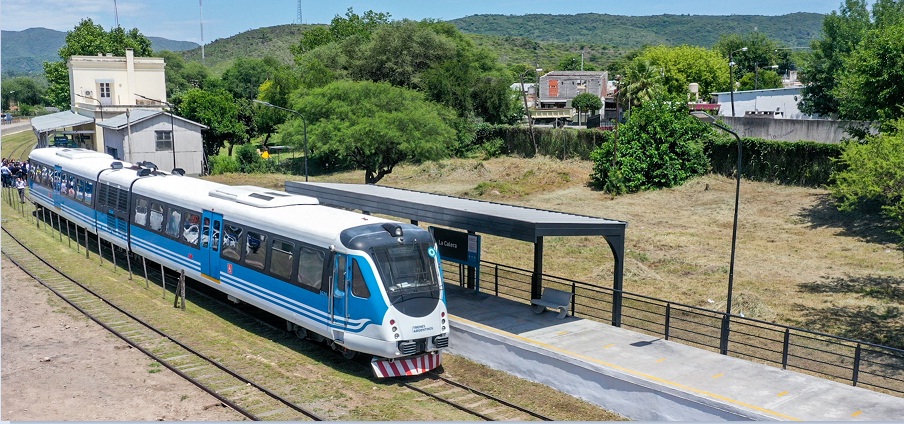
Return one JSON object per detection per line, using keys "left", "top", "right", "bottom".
{"left": 443, "top": 259, "right": 904, "bottom": 397}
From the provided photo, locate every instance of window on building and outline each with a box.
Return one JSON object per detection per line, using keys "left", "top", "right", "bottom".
{"left": 98, "top": 82, "right": 111, "bottom": 104}
{"left": 155, "top": 131, "right": 173, "bottom": 151}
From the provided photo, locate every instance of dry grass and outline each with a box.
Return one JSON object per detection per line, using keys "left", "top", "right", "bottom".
{"left": 207, "top": 155, "right": 904, "bottom": 346}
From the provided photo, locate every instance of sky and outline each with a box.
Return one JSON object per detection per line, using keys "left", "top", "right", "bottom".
{"left": 1, "top": 0, "right": 853, "bottom": 44}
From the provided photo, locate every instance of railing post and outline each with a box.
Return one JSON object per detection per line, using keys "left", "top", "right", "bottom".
{"left": 664, "top": 303, "right": 671, "bottom": 340}
{"left": 781, "top": 328, "right": 791, "bottom": 369}
{"left": 570, "top": 283, "right": 576, "bottom": 317}
{"left": 494, "top": 264, "right": 499, "bottom": 296}
{"left": 852, "top": 343, "right": 862, "bottom": 387}
{"left": 719, "top": 314, "right": 731, "bottom": 355}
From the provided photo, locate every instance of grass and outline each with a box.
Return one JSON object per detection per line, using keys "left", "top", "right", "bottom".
{"left": 206, "top": 155, "right": 904, "bottom": 349}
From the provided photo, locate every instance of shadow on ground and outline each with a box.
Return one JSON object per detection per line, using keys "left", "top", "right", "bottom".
{"left": 796, "top": 274, "right": 904, "bottom": 349}
{"left": 796, "top": 193, "right": 899, "bottom": 246}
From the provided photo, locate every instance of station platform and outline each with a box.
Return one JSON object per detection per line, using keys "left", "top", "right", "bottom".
{"left": 443, "top": 284, "right": 904, "bottom": 421}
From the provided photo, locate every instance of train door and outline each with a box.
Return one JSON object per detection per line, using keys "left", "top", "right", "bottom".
{"left": 200, "top": 211, "right": 223, "bottom": 281}
{"left": 52, "top": 165, "right": 62, "bottom": 209}
{"left": 331, "top": 253, "right": 350, "bottom": 341}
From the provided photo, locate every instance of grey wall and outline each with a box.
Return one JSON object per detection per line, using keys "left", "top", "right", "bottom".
{"left": 721, "top": 117, "right": 877, "bottom": 143}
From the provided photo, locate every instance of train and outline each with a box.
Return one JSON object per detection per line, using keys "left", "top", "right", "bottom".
{"left": 27, "top": 147, "right": 448, "bottom": 377}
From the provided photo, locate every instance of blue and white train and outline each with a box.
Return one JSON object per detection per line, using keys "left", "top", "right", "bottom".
{"left": 28, "top": 147, "right": 448, "bottom": 377}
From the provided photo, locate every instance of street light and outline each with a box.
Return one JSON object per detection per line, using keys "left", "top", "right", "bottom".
{"left": 691, "top": 110, "right": 742, "bottom": 356}
{"left": 134, "top": 93, "right": 177, "bottom": 171}
{"left": 754, "top": 64, "right": 779, "bottom": 91}
{"left": 253, "top": 99, "right": 308, "bottom": 181}
{"left": 729, "top": 47, "right": 748, "bottom": 117}
{"left": 76, "top": 93, "right": 104, "bottom": 120}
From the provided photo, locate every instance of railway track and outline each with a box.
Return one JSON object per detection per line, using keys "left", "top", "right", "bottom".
{"left": 1, "top": 227, "right": 323, "bottom": 421}
{"left": 402, "top": 372, "right": 553, "bottom": 421}
{"left": 4, "top": 208, "right": 561, "bottom": 421}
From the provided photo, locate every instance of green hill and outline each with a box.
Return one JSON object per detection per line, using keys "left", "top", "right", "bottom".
{"left": 180, "top": 24, "right": 309, "bottom": 75}
{"left": 1, "top": 28, "right": 199, "bottom": 77}
{"left": 448, "top": 13, "right": 824, "bottom": 48}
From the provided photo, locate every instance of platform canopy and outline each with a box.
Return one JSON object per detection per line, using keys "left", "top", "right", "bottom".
{"left": 31, "top": 111, "right": 94, "bottom": 133}
{"left": 285, "top": 181, "right": 629, "bottom": 326}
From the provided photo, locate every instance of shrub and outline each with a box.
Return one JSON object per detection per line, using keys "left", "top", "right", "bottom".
{"left": 705, "top": 137, "right": 842, "bottom": 187}
{"left": 590, "top": 97, "right": 711, "bottom": 193}
{"left": 209, "top": 155, "right": 239, "bottom": 175}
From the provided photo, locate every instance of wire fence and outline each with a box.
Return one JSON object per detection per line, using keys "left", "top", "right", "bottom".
{"left": 442, "top": 259, "right": 904, "bottom": 397}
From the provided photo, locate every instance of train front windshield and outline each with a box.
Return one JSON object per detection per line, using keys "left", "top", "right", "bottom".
{"left": 371, "top": 242, "right": 441, "bottom": 301}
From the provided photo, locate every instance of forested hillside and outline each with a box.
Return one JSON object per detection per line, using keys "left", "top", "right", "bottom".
{"left": 180, "top": 24, "right": 310, "bottom": 75}
{"left": 1, "top": 28, "right": 199, "bottom": 76}
{"left": 449, "top": 13, "right": 824, "bottom": 48}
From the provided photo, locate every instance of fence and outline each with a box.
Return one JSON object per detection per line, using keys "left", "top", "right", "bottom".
{"left": 442, "top": 259, "right": 904, "bottom": 397}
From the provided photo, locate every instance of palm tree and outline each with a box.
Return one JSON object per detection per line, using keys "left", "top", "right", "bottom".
{"left": 623, "top": 60, "right": 664, "bottom": 109}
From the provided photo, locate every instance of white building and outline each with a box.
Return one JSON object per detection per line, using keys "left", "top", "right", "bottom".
{"left": 31, "top": 49, "right": 208, "bottom": 174}
{"left": 711, "top": 87, "right": 814, "bottom": 120}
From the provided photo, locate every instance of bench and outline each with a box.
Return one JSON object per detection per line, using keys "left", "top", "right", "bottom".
{"left": 531, "top": 288, "right": 573, "bottom": 319}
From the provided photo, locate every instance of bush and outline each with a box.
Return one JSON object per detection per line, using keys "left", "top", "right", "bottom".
{"left": 705, "top": 137, "right": 842, "bottom": 187}
{"left": 831, "top": 119, "right": 904, "bottom": 249}
{"left": 590, "top": 98, "right": 711, "bottom": 193}
{"left": 209, "top": 155, "right": 239, "bottom": 175}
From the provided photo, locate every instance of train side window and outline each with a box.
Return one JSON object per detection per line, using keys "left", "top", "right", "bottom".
{"left": 201, "top": 217, "right": 210, "bottom": 248}
{"left": 221, "top": 224, "right": 242, "bottom": 260}
{"left": 76, "top": 179, "right": 86, "bottom": 202}
{"left": 183, "top": 213, "right": 200, "bottom": 246}
{"left": 67, "top": 176, "right": 76, "bottom": 197}
{"left": 245, "top": 231, "right": 267, "bottom": 270}
{"left": 165, "top": 207, "right": 182, "bottom": 238}
{"left": 351, "top": 259, "right": 370, "bottom": 299}
{"left": 297, "top": 247, "right": 325, "bottom": 291}
{"left": 84, "top": 182, "right": 93, "bottom": 203}
{"left": 212, "top": 220, "right": 221, "bottom": 252}
{"left": 270, "top": 238, "right": 295, "bottom": 280}
{"left": 149, "top": 202, "right": 164, "bottom": 232}
{"left": 134, "top": 198, "right": 149, "bottom": 226}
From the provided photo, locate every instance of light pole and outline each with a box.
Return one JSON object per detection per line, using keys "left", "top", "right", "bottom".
{"left": 754, "top": 64, "right": 779, "bottom": 91}
{"left": 729, "top": 47, "right": 747, "bottom": 117}
{"left": 691, "top": 110, "right": 742, "bottom": 356}
{"left": 76, "top": 93, "right": 104, "bottom": 120}
{"left": 253, "top": 99, "right": 308, "bottom": 181}
{"left": 134, "top": 93, "right": 177, "bottom": 171}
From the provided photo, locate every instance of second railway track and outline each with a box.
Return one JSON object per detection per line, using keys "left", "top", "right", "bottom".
{"left": 1, "top": 227, "right": 323, "bottom": 421}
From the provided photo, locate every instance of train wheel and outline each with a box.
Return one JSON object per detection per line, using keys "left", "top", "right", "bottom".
{"left": 294, "top": 326, "right": 308, "bottom": 339}
{"left": 341, "top": 349, "right": 357, "bottom": 360}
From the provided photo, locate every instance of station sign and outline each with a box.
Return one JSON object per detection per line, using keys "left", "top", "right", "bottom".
{"left": 429, "top": 226, "right": 481, "bottom": 267}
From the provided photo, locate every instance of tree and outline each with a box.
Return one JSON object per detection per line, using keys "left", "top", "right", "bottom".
{"left": 831, "top": 118, "right": 904, "bottom": 253}
{"left": 173, "top": 88, "right": 246, "bottom": 157}
{"left": 799, "top": 0, "right": 871, "bottom": 117}
{"left": 279, "top": 80, "right": 456, "bottom": 184}
{"left": 571, "top": 92, "right": 602, "bottom": 126}
{"left": 221, "top": 57, "right": 279, "bottom": 100}
{"left": 738, "top": 68, "right": 783, "bottom": 91}
{"left": 632, "top": 45, "right": 730, "bottom": 99}
{"left": 43, "top": 18, "right": 153, "bottom": 109}
{"left": 590, "top": 95, "right": 711, "bottom": 193}
{"left": 2, "top": 77, "right": 46, "bottom": 109}
{"left": 621, "top": 59, "right": 665, "bottom": 108}
{"left": 157, "top": 51, "right": 211, "bottom": 97}
{"left": 834, "top": 22, "right": 904, "bottom": 121}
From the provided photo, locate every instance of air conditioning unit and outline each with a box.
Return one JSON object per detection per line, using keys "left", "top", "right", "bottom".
{"left": 84, "top": 90, "right": 93, "bottom": 96}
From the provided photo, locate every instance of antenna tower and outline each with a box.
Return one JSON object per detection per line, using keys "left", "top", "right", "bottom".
{"left": 114, "top": 0, "right": 120, "bottom": 27}
{"left": 296, "top": 0, "right": 303, "bottom": 24}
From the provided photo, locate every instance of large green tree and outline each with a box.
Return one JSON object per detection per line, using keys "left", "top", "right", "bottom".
{"left": 2, "top": 77, "right": 46, "bottom": 109}
{"left": 42, "top": 18, "right": 153, "bottom": 109}
{"left": 631, "top": 45, "right": 730, "bottom": 100}
{"left": 799, "top": 0, "right": 871, "bottom": 117}
{"left": 173, "top": 88, "right": 246, "bottom": 157}
{"left": 157, "top": 50, "right": 211, "bottom": 97}
{"left": 278, "top": 80, "right": 456, "bottom": 184}
{"left": 834, "top": 22, "right": 904, "bottom": 121}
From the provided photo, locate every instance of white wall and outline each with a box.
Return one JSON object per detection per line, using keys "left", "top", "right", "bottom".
{"left": 714, "top": 87, "right": 809, "bottom": 119}
{"left": 69, "top": 50, "right": 167, "bottom": 108}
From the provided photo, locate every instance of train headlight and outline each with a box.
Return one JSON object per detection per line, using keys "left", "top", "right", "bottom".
{"left": 392, "top": 326, "right": 397, "bottom": 332}
{"left": 394, "top": 334, "right": 400, "bottom": 339}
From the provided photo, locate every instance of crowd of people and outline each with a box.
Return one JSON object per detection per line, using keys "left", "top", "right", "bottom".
{"left": 2, "top": 158, "right": 30, "bottom": 203}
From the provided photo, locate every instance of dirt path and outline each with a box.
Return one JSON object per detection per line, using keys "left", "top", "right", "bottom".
{"left": 0, "top": 257, "right": 246, "bottom": 421}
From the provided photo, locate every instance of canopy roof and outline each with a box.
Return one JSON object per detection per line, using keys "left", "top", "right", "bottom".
{"left": 31, "top": 111, "right": 94, "bottom": 134}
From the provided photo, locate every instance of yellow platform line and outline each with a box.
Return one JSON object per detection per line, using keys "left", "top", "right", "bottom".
{"left": 450, "top": 314, "right": 802, "bottom": 421}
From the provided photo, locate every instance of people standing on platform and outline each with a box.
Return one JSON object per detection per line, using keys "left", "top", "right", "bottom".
{"left": 15, "top": 177, "right": 27, "bottom": 203}
{"left": 1, "top": 160, "right": 10, "bottom": 187}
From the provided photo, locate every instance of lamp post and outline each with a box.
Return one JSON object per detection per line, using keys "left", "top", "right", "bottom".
{"left": 691, "top": 110, "right": 742, "bottom": 356}
{"left": 754, "top": 64, "right": 779, "bottom": 91}
{"left": 134, "top": 93, "right": 177, "bottom": 171}
{"left": 76, "top": 93, "right": 104, "bottom": 120}
{"left": 729, "top": 47, "right": 748, "bottom": 117}
{"left": 253, "top": 99, "right": 308, "bottom": 181}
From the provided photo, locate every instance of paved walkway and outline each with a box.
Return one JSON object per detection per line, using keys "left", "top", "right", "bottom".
{"left": 444, "top": 284, "right": 904, "bottom": 421}
{"left": 1, "top": 119, "right": 32, "bottom": 136}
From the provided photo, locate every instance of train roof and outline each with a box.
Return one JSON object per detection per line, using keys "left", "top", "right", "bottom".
{"left": 132, "top": 175, "right": 393, "bottom": 247}
{"left": 29, "top": 148, "right": 128, "bottom": 179}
